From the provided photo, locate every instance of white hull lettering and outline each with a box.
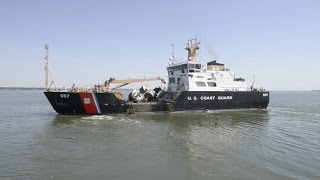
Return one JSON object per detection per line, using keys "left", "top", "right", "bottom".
{"left": 200, "top": 96, "right": 215, "bottom": 100}
{"left": 60, "top": 94, "right": 70, "bottom": 98}
{"left": 187, "top": 95, "right": 233, "bottom": 101}
{"left": 218, "top": 96, "right": 232, "bottom": 100}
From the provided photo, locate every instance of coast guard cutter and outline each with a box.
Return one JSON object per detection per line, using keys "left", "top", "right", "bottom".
{"left": 44, "top": 39, "right": 269, "bottom": 114}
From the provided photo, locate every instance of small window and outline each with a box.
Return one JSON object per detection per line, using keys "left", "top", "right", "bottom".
{"left": 207, "top": 82, "right": 217, "bottom": 87}
{"left": 189, "top": 64, "right": 195, "bottom": 69}
{"left": 196, "top": 81, "right": 206, "bottom": 87}
{"left": 169, "top": 78, "right": 175, "bottom": 84}
{"left": 196, "top": 64, "right": 201, "bottom": 69}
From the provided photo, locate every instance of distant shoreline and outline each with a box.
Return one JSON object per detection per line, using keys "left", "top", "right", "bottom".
{"left": 0, "top": 87, "right": 44, "bottom": 90}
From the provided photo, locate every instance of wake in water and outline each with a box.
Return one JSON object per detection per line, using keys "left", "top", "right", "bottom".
{"left": 81, "top": 115, "right": 114, "bottom": 120}
{"left": 80, "top": 115, "right": 142, "bottom": 125}
{"left": 205, "top": 109, "right": 220, "bottom": 114}
{"left": 269, "top": 107, "right": 320, "bottom": 117}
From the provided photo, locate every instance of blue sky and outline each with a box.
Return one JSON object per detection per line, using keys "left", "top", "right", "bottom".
{"left": 0, "top": 0, "right": 319, "bottom": 90}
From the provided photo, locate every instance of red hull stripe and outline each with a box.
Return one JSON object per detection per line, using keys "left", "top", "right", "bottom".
{"left": 79, "top": 93, "right": 100, "bottom": 114}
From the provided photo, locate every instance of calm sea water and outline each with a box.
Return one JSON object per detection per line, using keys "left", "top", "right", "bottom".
{"left": 0, "top": 90, "right": 319, "bottom": 180}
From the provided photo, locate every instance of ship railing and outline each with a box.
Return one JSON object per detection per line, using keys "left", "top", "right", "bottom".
{"left": 47, "top": 85, "right": 108, "bottom": 93}
{"left": 250, "top": 87, "right": 267, "bottom": 92}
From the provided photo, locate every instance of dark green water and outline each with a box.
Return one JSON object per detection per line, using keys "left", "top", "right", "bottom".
{"left": 0, "top": 90, "right": 319, "bottom": 180}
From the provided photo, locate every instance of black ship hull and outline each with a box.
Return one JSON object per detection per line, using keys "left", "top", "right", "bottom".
{"left": 44, "top": 91, "right": 269, "bottom": 115}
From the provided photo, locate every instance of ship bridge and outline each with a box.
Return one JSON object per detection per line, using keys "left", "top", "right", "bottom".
{"left": 166, "top": 39, "right": 248, "bottom": 92}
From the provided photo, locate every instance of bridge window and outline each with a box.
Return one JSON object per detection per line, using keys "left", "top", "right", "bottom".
{"left": 167, "top": 68, "right": 174, "bottom": 75}
{"left": 196, "top": 81, "right": 206, "bottom": 87}
{"left": 207, "top": 82, "right": 217, "bottom": 87}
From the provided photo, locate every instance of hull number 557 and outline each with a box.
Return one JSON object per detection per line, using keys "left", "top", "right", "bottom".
{"left": 60, "top": 94, "right": 70, "bottom": 98}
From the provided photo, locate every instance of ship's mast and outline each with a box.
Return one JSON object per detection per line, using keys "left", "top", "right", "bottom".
{"left": 44, "top": 44, "right": 49, "bottom": 91}
{"left": 169, "top": 43, "right": 176, "bottom": 64}
{"left": 185, "top": 38, "right": 200, "bottom": 62}
{"left": 171, "top": 43, "right": 175, "bottom": 62}
{"left": 251, "top": 75, "right": 255, "bottom": 90}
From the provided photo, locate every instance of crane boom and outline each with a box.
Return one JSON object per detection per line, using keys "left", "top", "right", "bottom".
{"left": 106, "top": 77, "right": 165, "bottom": 84}
{"left": 104, "top": 77, "right": 166, "bottom": 90}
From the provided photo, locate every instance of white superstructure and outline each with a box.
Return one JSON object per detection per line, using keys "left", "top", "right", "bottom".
{"left": 167, "top": 38, "right": 248, "bottom": 92}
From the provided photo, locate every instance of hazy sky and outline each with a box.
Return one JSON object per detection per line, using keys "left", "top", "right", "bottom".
{"left": 1, "top": 0, "right": 319, "bottom": 90}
